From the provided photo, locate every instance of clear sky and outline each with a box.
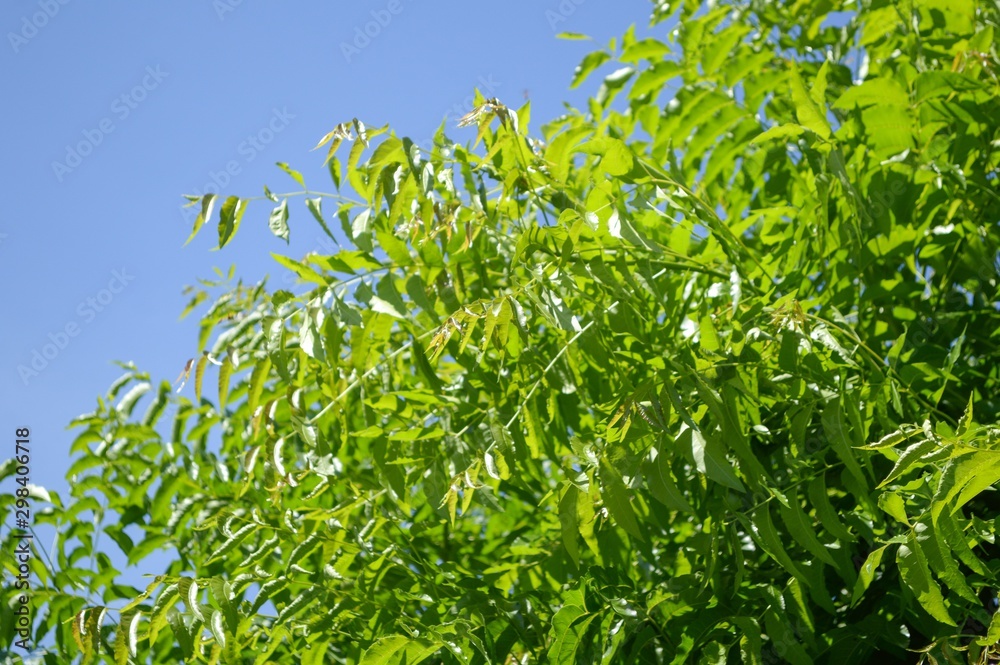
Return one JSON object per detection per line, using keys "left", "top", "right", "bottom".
{"left": 1, "top": 0, "right": 654, "bottom": 582}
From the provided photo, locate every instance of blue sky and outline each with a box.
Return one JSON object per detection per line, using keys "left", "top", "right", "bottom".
{"left": 1, "top": 0, "right": 653, "bottom": 584}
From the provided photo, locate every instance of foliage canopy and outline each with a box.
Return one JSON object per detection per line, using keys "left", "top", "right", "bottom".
{"left": 4, "top": 0, "right": 1000, "bottom": 662}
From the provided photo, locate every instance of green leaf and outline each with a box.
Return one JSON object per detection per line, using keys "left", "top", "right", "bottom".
{"left": 897, "top": 534, "right": 956, "bottom": 626}
{"left": 167, "top": 609, "right": 196, "bottom": 658}
{"left": 866, "top": 426, "right": 916, "bottom": 449}
{"left": 572, "top": 51, "right": 611, "bottom": 88}
{"left": 644, "top": 452, "right": 693, "bottom": 513}
{"left": 750, "top": 124, "right": 806, "bottom": 144}
{"left": 832, "top": 79, "right": 908, "bottom": 109}
{"left": 748, "top": 504, "right": 806, "bottom": 585}
{"left": 860, "top": 104, "right": 913, "bottom": 159}
{"left": 351, "top": 208, "right": 374, "bottom": 251}
{"left": 932, "top": 451, "right": 1000, "bottom": 523}
{"left": 956, "top": 393, "right": 974, "bottom": 436}
{"left": 807, "top": 474, "right": 853, "bottom": 542}
{"left": 370, "top": 297, "right": 406, "bottom": 319}
{"left": 599, "top": 459, "right": 644, "bottom": 541}
{"left": 548, "top": 604, "right": 595, "bottom": 665}
{"left": 978, "top": 609, "right": 1000, "bottom": 647}
{"left": 218, "top": 353, "right": 233, "bottom": 409}
{"left": 915, "top": 520, "right": 978, "bottom": 604}
{"left": 877, "top": 492, "right": 909, "bottom": 525}
{"left": 629, "top": 61, "right": 682, "bottom": 99}
{"left": 619, "top": 38, "right": 670, "bottom": 63}
{"left": 778, "top": 490, "right": 837, "bottom": 566}
{"left": 269, "top": 199, "right": 290, "bottom": 243}
{"left": 809, "top": 59, "right": 830, "bottom": 107}
{"left": 577, "top": 483, "right": 600, "bottom": 558}
{"left": 217, "top": 195, "right": 248, "bottom": 248}
{"left": 194, "top": 354, "right": 208, "bottom": 402}
{"left": 360, "top": 636, "right": 441, "bottom": 665}
{"left": 328, "top": 155, "right": 342, "bottom": 189}
{"left": 822, "top": 400, "right": 870, "bottom": 497}
{"left": 559, "top": 483, "right": 581, "bottom": 566}
{"left": 789, "top": 64, "right": 831, "bottom": 139}
{"left": 361, "top": 635, "right": 410, "bottom": 665}
{"left": 352, "top": 117, "right": 369, "bottom": 148}
{"left": 879, "top": 437, "right": 937, "bottom": 488}
{"left": 299, "top": 308, "right": 326, "bottom": 360}
{"left": 271, "top": 253, "right": 330, "bottom": 286}
{"left": 763, "top": 607, "right": 813, "bottom": 665}
{"left": 914, "top": 71, "right": 982, "bottom": 103}
{"left": 209, "top": 609, "right": 227, "bottom": 649}
{"left": 113, "top": 610, "right": 140, "bottom": 665}
{"left": 601, "top": 138, "right": 633, "bottom": 176}
{"left": 851, "top": 545, "right": 887, "bottom": 607}
{"left": 732, "top": 617, "right": 763, "bottom": 665}
{"left": 699, "top": 314, "right": 720, "bottom": 352}
{"left": 185, "top": 193, "right": 217, "bottom": 245}
{"left": 248, "top": 357, "right": 271, "bottom": 416}
{"left": 689, "top": 425, "right": 745, "bottom": 491}
{"left": 276, "top": 162, "right": 306, "bottom": 188}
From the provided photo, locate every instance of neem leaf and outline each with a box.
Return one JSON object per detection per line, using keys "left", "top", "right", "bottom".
{"left": 599, "top": 459, "right": 643, "bottom": 540}
{"left": 897, "top": 534, "right": 956, "bottom": 626}
{"left": 572, "top": 51, "right": 611, "bottom": 89}
{"left": 778, "top": 490, "right": 836, "bottom": 566}
{"left": 750, "top": 124, "right": 806, "bottom": 145}
{"left": 113, "top": 610, "right": 140, "bottom": 665}
{"left": 602, "top": 138, "right": 633, "bottom": 176}
{"left": 271, "top": 253, "right": 330, "bottom": 286}
{"left": 559, "top": 483, "right": 581, "bottom": 566}
{"left": 789, "top": 64, "right": 831, "bottom": 139}
{"left": 360, "top": 636, "right": 441, "bottom": 665}
{"left": 248, "top": 358, "right": 271, "bottom": 416}
{"left": 852, "top": 545, "right": 887, "bottom": 607}
{"left": 268, "top": 199, "right": 290, "bottom": 243}
{"left": 218, "top": 352, "right": 233, "bottom": 410}
{"left": 688, "top": 424, "right": 745, "bottom": 491}
{"left": 832, "top": 79, "right": 908, "bottom": 109}
{"left": 370, "top": 296, "right": 405, "bottom": 319}
{"left": 217, "top": 195, "right": 248, "bottom": 248}
{"left": 373, "top": 275, "right": 408, "bottom": 318}
{"left": 749, "top": 505, "right": 806, "bottom": 584}
{"left": 276, "top": 162, "right": 306, "bottom": 189}
{"left": 185, "top": 193, "right": 217, "bottom": 245}
{"left": 209, "top": 609, "right": 227, "bottom": 649}
{"left": 914, "top": 71, "right": 982, "bottom": 103}
{"left": 547, "top": 604, "right": 596, "bottom": 665}
{"left": 194, "top": 354, "right": 209, "bottom": 402}
{"left": 351, "top": 209, "right": 373, "bottom": 251}
{"left": 352, "top": 118, "right": 369, "bottom": 148}
{"left": 306, "top": 197, "right": 338, "bottom": 243}
{"left": 644, "top": 452, "right": 693, "bottom": 513}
